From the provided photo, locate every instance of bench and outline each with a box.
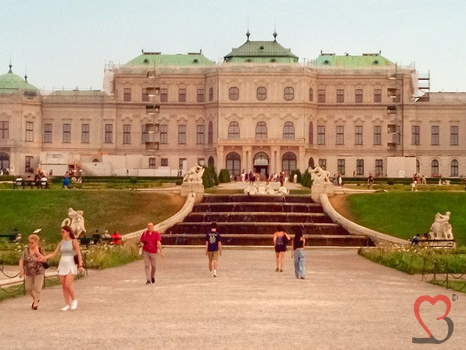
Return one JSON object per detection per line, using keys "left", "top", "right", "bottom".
{"left": 417, "top": 239, "right": 455, "bottom": 248}
{"left": 13, "top": 180, "right": 48, "bottom": 189}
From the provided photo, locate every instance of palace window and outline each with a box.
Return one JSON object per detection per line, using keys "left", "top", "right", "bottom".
{"left": 149, "top": 157, "right": 156, "bottom": 168}
{"left": 44, "top": 123, "right": 52, "bottom": 143}
{"left": 25, "top": 156, "right": 33, "bottom": 173}
{"left": 178, "top": 125, "right": 186, "bottom": 144}
{"left": 161, "top": 158, "right": 169, "bottom": 166}
{"left": 124, "top": 88, "right": 131, "bottom": 101}
{"left": 81, "top": 124, "right": 89, "bottom": 143}
{"left": 336, "top": 89, "right": 344, "bottom": 103}
{"left": 317, "top": 125, "right": 325, "bottom": 145}
{"left": 451, "top": 125, "right": 459, "bottom": 145}
{"left": 309, "top": 88, "right": 314, "bottom": 102}
{"left": 412, "top": 125, "right": 420, "bottom": 145}
{"left": 375, "top": 159, "right": 383, "bottom": 176}
{"left": 451, "top": 159, "right": 459, "bottom": 177}
{"left": 337, "top": 159, "right": 346, "bottom": 175}
{"left": 374, "top": 89, "right": 382, "bottom": 102}
{"left": 309, "top": 122, "right": 314, "bottom": 145}
{"left": 229, "top": 87, "right": 239, "bottom": 101}
{"left": 141, "top": 125, "right": 149, "bottom": 144}
{"left": 355, "top": 89, "right": 363, "bottom": 103}
{"left": 208, "top": 121, "right": 213, "bottom": 144}
{"left": 0, "top": 121, "right": 8, "bottom": 139}
{"left": 123, "top": 124, "right": 131, "bottom": 144}
{"left": 355, "top": 125, "right": 363, "bottom": 145}
{"left": 63, "top": 124, "right": 71, "bottom": 143}
{"left": 209, "top": 87, "right": 213, "bottom": 101}
{"left": 256, "top": 87, "right": 267, "bottom": 101}
{"left": 226, "top": 152, "right": 241, "bottom": 176}
{"left": 178, "top": 88, "right": 186, "bottom": 102}
{"left": 196, "top": 125, "right": 205, "bottom": 144}
{"left": 336, "top": 126, "right": 344, "bottom": 145}
{"left": 318, "top": 89, "right": 326, "bottom": 103}
{"left": 160, "top": 88, "right": 168, "bottom": 102}
{"left": 318, "top": 158, "right": 327, "bottom": 170}
{"left": 283, "top": 121, "right": 295, "bottom": 139}
{"left": 255, "top": 121, "right": 267, "bottom": 139}
{"left": 26, "top": 122, "right": 34, "bottom": 142}
{"left": 228, "top": 121, "right": 240, "bottom": 139}
{"left": 105, "top": 124, "right": 113, "bottom": 143}
{"left": 282, "top": 152, "right": 297, "bottom": 174}
{"left": 142, "top": 88, "right": 149, "bottom": 102}
{"left": 284, "top": 87, "right": 294, "bottom": 101}
{"left": 431, "top": 159, "right": 439, "bottom": 176}
{"left": 197, "top": 89, "right": 204, "bottom": 102}
{"left": 373, "top": 126, "right": 381, "bottom": 145}
{"left": 160, "top": 125, "right": 168, "bottom": 144}
{"left": 356, "top": 159, "right": 364, "bottom": 176}
{"left": 431, "top": 126, "right": 439, "bottom": 145}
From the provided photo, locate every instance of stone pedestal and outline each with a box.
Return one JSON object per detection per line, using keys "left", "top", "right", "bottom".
{"left": 311, "top": 183, "right": 335, "bottom": 203}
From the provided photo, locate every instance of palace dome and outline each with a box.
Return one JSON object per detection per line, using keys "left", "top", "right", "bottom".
{"left": 0, "top": 65, "right": 38, "bottom": 93}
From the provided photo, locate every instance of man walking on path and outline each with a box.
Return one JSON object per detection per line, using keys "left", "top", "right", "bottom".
{"left": 205, "top": 222, "right": 222, "bottom": 277}
{"left": 140, "top": 222, "right": 163, "bottom": 284}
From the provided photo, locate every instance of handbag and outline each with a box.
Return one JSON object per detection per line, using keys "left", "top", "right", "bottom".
{"left": 42, "top": 261, "right": 50, "bottom": 269}
{"left": 74, "top": 255, "right": 79, "bottom": 265}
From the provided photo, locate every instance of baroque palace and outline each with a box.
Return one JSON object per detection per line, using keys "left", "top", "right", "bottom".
{"left": 0, "top": 32, "right": 465, "bottom": 179}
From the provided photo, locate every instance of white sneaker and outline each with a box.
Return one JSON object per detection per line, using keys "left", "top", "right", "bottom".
{"left": 61, "top": 305, "right": 70, "bottom": 312}
{"left": 70, "top": 300, "right": 78, "bottom": 310}
{"left": 213, "top": 270, "right": 217, "bottom": 277}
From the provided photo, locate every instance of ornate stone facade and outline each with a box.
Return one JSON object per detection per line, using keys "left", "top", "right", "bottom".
{"left": 0, "top": 34, "right": 465, "bottom": 179}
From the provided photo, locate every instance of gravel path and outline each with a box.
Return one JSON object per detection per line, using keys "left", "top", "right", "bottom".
{"left": 1, "top": 247, "right": 464, "bottom": 349}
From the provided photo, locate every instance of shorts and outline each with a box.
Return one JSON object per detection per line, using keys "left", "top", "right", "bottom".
{"left": 275, "top": 245, "right": 287, "bottom": 253}
{"left": 207, "top": 251, "right": 219, "bottom": 261}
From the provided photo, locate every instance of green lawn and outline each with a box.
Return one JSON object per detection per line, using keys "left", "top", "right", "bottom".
{"left": 347, "top": 192, "right": 466, "bottom": 246}
{"left": 0, "top": 190, "right": 184, "bottom": 243}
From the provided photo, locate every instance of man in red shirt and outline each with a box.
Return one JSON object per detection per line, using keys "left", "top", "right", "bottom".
{"left": 140, "top": 222, "right": 163, "bottom": 284}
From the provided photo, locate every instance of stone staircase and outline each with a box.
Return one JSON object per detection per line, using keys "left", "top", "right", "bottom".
{"left": 164, "top": 194, "right": 373, "bottom": 247}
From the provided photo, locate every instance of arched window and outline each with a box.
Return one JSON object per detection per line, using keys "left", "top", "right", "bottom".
{"left": 255, "top": 121, "right": 267, "bottom": 139}
{"left": 256, "top": 87, "right": 267, "bottom": 100}
{"left": 209, "top": 87, "right": 213, "bottom": 101}
{"left": 229, "top": 87, "right": 239, "bottom": 101}
{"left": 253, "top": 152, "right": 269, "bottom": 166}
{"left": 309, "top": 122, "right": 314, "bottom": 145}
{"left": 431, "top": 159, "right": 439, "bottom": 176}
{"left": 0, "top": 152, "right": 10, "bottom": 171}
{"left": 208, "top": 121, "right": 213, "bottom": 144}
{"left": 228, "top": 121, "right": 240, "bottom": 139}
{"left": 284, "top": 87, "right": 294, "bottom": 100}
{"left": 208, "top": 156, "right": 215, "bottom": 168}
{"left": 308, "top": 157, "right": 315, "bottom": 168}
{"left": 226, "top": 152, "right": 241, "bottom": 176}
{"left": 309, "top": 88, "right": 314, "bottom": 102}
{"left": 282, "top": 152, "right": 297, "bottom": 175}
{"left": 283, "top": 121, "right": 295, "bottom": 140}
{"left": 451, "top": 159, "right": 459, "bottom": 177}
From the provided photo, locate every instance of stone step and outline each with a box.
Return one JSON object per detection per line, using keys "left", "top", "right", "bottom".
{"left": 202, "top": 194, "right": 314, "bottom": 203}
{"left": 162, "top": 233, "right": 372, "bottom": 247}
{"left": 185, "top": 212, "right": 331, "bottom": 223}
{"left": 166, "top": 222, "right": 349, "bottom": 236}
{"left": 193, "top": 203, "right": 324, "bottom": 213}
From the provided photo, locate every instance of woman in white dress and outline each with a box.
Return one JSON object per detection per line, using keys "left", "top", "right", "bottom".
{"left": 41, "top": 225, "right": 84, "bottom": 311}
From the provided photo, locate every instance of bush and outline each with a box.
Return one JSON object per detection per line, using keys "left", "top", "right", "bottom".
{"left": 300, "top": 169, "right": 312, "bottom": 188}
{"left": 218, "top": 169, "right": 231, "bottom": 183}
{"left": 129, "top": 177, "right": 138, "bottom": 183}
{"left": 290, "top": 169, "right": 302, "bottom": 183}
{"left": 202, "top": 166, "right": 218, "bottom": 189}
{"left": 387, "top": 179, "right": 395, "bottom": 185}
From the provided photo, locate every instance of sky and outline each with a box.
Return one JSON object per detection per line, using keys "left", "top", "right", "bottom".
{"left": 1, "top": 0, "right": 465, "bottom": 92}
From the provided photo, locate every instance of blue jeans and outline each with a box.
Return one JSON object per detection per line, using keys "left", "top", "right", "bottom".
{"left": 293, "top": 249, "right": 305, "bottom": 278}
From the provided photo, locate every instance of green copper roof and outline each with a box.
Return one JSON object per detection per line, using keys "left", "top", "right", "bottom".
{"left": 124, "top": 52, "right": 215, "bottom": 67}
{"left": 0, "top": 65, "right": 38, "bottom": 93}
{"left": 312, "top": 54, "right": 395, "bottom": 67}
{"left": 224, "top": 35, "right": 299, "bottom": 63}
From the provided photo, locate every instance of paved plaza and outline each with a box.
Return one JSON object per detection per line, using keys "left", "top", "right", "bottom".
{"left": 1, "top": 247, "right": 465, "bottom": 349}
